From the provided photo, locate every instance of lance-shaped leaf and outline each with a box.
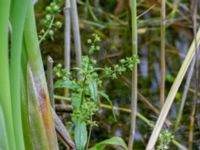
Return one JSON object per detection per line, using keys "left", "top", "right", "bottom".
{"left": 74, "top": 120, "right": 87, "bottom": 150}
{"left": 89, "top": 137, "right": 128, "bottom": 150}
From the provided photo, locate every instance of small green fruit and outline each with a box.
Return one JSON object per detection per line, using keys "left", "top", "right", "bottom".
{"left": 52, "top": 5, "right": 59, "bottom": 13}
{"left": 55, "top": 21, "right": 62, "bottom": 28}
{"left": 45, "top": 14, "right": 51, "bottom": 21}
{"left": 48, "top": 30, "right": 54, "bottom": 36}
{"left": 45, "top": 6, "right": 52, "bottom": 12}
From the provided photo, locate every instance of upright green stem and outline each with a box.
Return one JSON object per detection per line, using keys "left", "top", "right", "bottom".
{"left": 160, "top": 0, "right": 166, "bottom": 108}
{"left": 128, "top": 0, "right": 138, "bottom": 149}
{"left": 0, "top": 0, "right": 16, "bottom": 149}
{"left": 10, "top": 0, "right": 29, "bottom": 149}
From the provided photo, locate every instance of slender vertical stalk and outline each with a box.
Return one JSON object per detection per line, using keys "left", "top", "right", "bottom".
{"left": 0, "top": 0, "right": 16, "bottom": 149}
{"left": 64, "top": 0, "right": 71, "bottom": 72}
{"left": 188, "top": 1, "right": 198, "bottom": 149}
{"left": 70, "top": 0, "right": 82, "bottom": 68}
{"left": 175, "top": 58, "right": 195, "bottom": 129}
{"left": 128, "top": 0, "right": 138, "bottom": 149}
{"left": 160, "top": 0, "right": 166, "bottom": 108}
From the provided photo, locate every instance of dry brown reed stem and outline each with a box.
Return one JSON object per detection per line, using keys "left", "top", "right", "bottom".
{"left": 64, "top": 0, "right": 71, "bottom": 73}
{"left": 160, "top": 0, "right": 166, "bottom": 108}
{"left": 52, "top": 108, "right": 76, "bottom": 150}
{"left": 70, "top": 0, "right": 82, "bottom": 68}
{"left": 188, "top": 0, "right": 198, "bottom": 149}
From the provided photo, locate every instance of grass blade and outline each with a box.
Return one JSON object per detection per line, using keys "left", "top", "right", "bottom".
{"left": 89, "top": 137, "right": 128, "bottom": 150}
{"left": 10, "top": 0, "right": 30, "bottom": 149}
{"left": 0, "top": 106, "right": 9, "bottom": 150}
{"left": 0, "top": 0, "right": 16, "bottom": 149}
{"left": 21, "top": 44, "right": 34, "bottom": 150}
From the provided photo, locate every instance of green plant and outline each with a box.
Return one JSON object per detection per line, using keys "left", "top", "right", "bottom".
{"left": 39, "top": 0, "right": 63, "bottom": 43}
{"left": 54, "top": 34, "right": 139, "bottom": 150}
{"left": 156, "top": 130, "right": 174, "bottom": 150}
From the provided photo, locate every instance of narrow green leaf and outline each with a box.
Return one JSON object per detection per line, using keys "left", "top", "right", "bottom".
{"left": 10, "top": 0, "right": 30, "bottom": 149}
{"left": 0, "top": 106, "right": 9, "bottom": 150}
{"left": 21, "top": 45, "right": 34, "bottom": 150}
{"left": 89, "top": 137, "right": 128, "bottom": 150}
{"left": 74, "top": 120, "right": 87, "bottom": 150}
{"left": 0, "top": 0, "right": 16, "bottom": 149}
{"left": 88, "top": 78, "right": 98, "bottom": 102}
{"left": 98, "top": 91, "right": 116, "bottom": 120}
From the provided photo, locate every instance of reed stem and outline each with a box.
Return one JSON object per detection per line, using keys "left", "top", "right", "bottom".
{"left": 128, "top": 0, "right": 138, "bottom": 149}
{"left": 160, "top": 0, "right": 166, "bottom": 108}
{"left": 70, "top": 0, "right": 82, "bottom": 68}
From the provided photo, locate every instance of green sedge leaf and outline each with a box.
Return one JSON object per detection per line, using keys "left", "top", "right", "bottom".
{"left": 74, "top": 120, "right": 87, "bottom": 150}
{"left": 0, "top": 106, "right": 9, "bottom": 150}
{"left": 89, "top": 137, "right": 128, "bottom": 150}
